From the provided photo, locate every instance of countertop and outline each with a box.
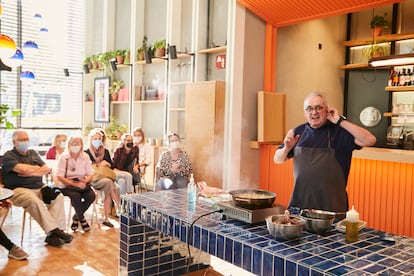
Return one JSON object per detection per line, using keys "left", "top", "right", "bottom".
{"left": 352, "top": 146, "right": 414, "bottom": 164}
{"left": 120, "top": 189, "right": 414, "bottom": 275}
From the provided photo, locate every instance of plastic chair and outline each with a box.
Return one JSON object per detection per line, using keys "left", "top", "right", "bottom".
{"left": 21, "top": 209, "right": 33, "bottom": 246}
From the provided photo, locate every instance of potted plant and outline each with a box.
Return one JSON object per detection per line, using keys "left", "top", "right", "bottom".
{"left": 109, "top": 80, "right": 125, "bottom": 101}
{"left": 153, "top": 39, "right": 166, "bottom": 58}
{"left": 83, "top": 56, "right": 92, "bottom": 70}
{"left": 115, "top": 49, "right": 126, "bottom": 64}
{"left": 105, "top": 116, "right": 128, "bottom": 140}
{"left": 124, "top": 49, "right": 130, "bottom": 64}
{"left": 0, "top": 104, "right": 20, "bottom": 129}
{"left": 362, "top": 44, "right": 389, "bottom": 58}
{"left": 370, "top": 12, "right": 389, "bottom": 37}
{"left": 137, "top": 35, "right": 149, "bottom": 61}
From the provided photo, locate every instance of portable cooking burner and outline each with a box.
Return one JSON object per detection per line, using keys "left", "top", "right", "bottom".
{"left": 217, "top": 201, "right": 286, "bottom": 224}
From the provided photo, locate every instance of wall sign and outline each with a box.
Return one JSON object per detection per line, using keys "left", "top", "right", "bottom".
{"left": 359, "top": 106, "right": 381, "bottom": 127}
{"left": 215, "top": 55, "right": 226, "bottom": 69}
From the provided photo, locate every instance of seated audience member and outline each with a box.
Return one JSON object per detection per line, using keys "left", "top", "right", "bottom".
{"left": 1, "top": 130, "right": 73, "bottom": 247}
{"left": 0, "top": 199, "right": 29, "bottom": 260}
{"left": 85, "top": 128, "right": 120, "bottom": 228}
{"left": 46, "top": 133, "right": 67, "bottom": 160}
{"left": 156, "top": 131, "right": 192, "bottom": 190}
{"left": 112, "top": 134, "right": 139, "bottom": 194}
{"left": 132, "top": 127, "right": 152, "bottom": 183}
{"left": 56, "top": 136, "right": 96, "bottom": 232}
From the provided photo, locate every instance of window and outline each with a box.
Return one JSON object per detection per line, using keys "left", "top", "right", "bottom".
{"left": 0, "top": 0, "right": 84, "bottom": 154}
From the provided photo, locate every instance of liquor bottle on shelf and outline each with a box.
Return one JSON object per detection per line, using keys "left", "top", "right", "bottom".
{"left": 406, "top": 68, "right": 412, "bottom": 86}
{"left": 400, "top": 68, "right": 406, "bottom": 86}
{"left": 393, "top": 70, "right": 399, "bottom": 86}
{"left": 387, "top": 69, "right": 393, "bottom": 87}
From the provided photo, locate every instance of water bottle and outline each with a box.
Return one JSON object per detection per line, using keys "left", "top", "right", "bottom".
{"left": 187, "top": 173, "right": 196, "bottom": 205}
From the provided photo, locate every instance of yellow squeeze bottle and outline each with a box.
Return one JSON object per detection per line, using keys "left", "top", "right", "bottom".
{"left": 345, "top": 205, "right": 359, "bottom": 242}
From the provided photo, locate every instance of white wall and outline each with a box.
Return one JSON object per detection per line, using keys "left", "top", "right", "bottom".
{"left": 276, "top": 16, "right": 347, "bottom": 130}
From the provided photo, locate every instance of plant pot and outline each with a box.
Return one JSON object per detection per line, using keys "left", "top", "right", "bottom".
{"left": 155, "top": 48, "right": 166, "bottom": 58}
{"left": 116, "top": 55, "right": 124, "bottom": 64}
{"left": 111, "top": 93, "right": 118, "bottom": 101}
{"left": 372, "top": 26, "right": 384, "bottom": 37}
{"left": 137, "top": 52, "right": 144, "bottom": 61}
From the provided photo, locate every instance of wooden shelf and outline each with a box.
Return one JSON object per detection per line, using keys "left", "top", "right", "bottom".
{"left": 198, "top": 46, "right": 226, "bottom": 54}
{"left": 135, "top": 57, "right": 166, "bottom": 65}
{"left": 340, "top": 63, "right": 370, "bottom": 70}
{"left": 385, "top": 86, "right": 414, "bottom": 92}
{"left": 169, "top": 107, "right": 185, "bottom": 111}
{"left": 344, "top": 33, "right": 414, "bottom": 47}
{"left": 384, "top": 112, "right": 414, "bottom": 117}
{"left": 134, "top": 100, "right": 164, "bottom": 104}
{"left": 249, "top": 140, "right": 282, "bottom": 149}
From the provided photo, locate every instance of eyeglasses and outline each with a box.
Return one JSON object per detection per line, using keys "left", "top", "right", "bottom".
{"left": 305, "top": 105, "right": 325, "bottom": 113}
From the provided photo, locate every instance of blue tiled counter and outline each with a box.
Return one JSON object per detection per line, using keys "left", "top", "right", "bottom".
{"left": 119, "top": 189, "right": 414, "bottom": 275}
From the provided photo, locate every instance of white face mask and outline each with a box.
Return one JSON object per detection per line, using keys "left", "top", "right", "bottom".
{"left": 59, "top": 141, "right": 67, "bottom": 149}
{"left": 71, "top": 145, "right": 81, "bottom": 153}
{"left": 170, "top": 141, "right": 180, "bottom": 149}
{"left": 133, "top": 136, "right": 142, "bottom": 144}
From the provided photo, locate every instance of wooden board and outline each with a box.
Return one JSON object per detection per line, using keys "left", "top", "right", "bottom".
{"left": 257, "top": 91, "right": 286, "bottom": 142}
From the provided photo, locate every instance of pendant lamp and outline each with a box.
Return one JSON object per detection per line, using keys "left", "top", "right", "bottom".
{"left": 0, "top": 34, "right": 17, "bottom": 59}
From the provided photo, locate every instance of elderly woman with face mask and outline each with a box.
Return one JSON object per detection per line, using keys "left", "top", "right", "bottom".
{"left": 84, "top": 128, "right": 120, "bottom": 228}
{"left": 112, "top": 133, "right": 139, "bottom": 194}
{"left": 156, "top": 131, "right": 192, "bottom": 190}
{"left": 56, "top": 136, "right": 96, "bottom": 232}
{"left": 46, "top": 133, "right": 67, "bottom": 160}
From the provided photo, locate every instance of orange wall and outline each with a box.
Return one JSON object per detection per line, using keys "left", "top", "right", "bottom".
{"left": 260, "top": 145, "right": 414, "bottom": 238}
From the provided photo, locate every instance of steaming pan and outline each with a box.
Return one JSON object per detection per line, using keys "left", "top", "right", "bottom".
{"left": 229, "top": 189, "right": 276, "bottom": 209}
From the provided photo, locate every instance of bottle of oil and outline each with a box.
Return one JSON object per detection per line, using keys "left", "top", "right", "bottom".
{"left": 345, "top": 205, "right": 359, "bottom": 242}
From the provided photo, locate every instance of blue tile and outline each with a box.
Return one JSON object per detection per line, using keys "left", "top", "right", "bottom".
{"left": 327, "top": 265, "right": 354, "bottom": 275}
{"left": 263, "top": 251, "right": 273, "bottom": 276}
{"left": 242, "top": 244, "right": 252, "bottom": 272}
{"left": 144, "top": 265, "right": 158, "bottom": 275}
{"left": 301, "top": 255, "right": 326, "bottom": 266}
{"left": 128, "top": 252, "right": 143, "bottom": 263}
{"left": 252, "top": 248, "right": 262, "bottom": 275}
{"left": 274, "top": 256, "right": 284, "bottom": 276}
{"left": 313, "top": 259, "right": 341, "bottom": 271}
{"left": 208, "top": 232, "right": 217, "bottom": 255}
{"left": 144, "top": 256, "right": 159, "bottom": 267}
{"left": 298, "top": 263, "right": 310, "bottom": 276}
{"left": 160, "top": 253, "right": 173, "bottom": 263}
{"left": 286, "top": 260, "right": 297, "bottom": 276}
{"left": 201, "top": 228, "right": 209, "bottom": 252}
{"left": 378, "top": 268, "right": 404, "bottom": 275}
{"left": 127, "top": 260, "right": 143, "bottom": 272}
{"left": 394, "top": 261, "right": 414, "bottom": 273}
{"left": 224, "top": 237, "right": 233, "bottom": 263}
{"left": 363, "top": 264, "right": 387, "bottom": 274}
{"left": 378, "top": 257, "right": 400, "bottom": 267}
{"left": 193, "top": 225, "right": 201, "bottom": 249}
{"left": 320, "top": 250, "right": 342, "bottom": 259}
{"left": 233, "top": 241, "right": 242, "bottom": 267}
{"left": 216, "top": 234, "right": 224, "bottom": 259}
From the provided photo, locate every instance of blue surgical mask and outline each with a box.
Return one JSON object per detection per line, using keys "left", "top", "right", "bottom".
{"left": 17, "top": 141, "right": 30, "bottom": 152}
{"left": 59, "top": 141, "right": 67, "bottom": 149}
{"left": 91, "top": 140, "right": 102, "bottom": 148}
{"left": 71, "top": 145, "right": 81, "bottom": 153}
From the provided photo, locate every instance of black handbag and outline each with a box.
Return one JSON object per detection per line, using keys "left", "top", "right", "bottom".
{"left": 41, "top": 185, "right": 61, "bottom": 204}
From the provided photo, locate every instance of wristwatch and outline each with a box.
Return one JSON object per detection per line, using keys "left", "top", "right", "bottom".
{"left": 336, "top": 115, "right": 347, "bottom": 126}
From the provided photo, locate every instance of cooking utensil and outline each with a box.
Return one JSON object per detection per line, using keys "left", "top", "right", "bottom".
{"left": 301, "top": 215, "right": 334, "bottom": 234}
{"left": 266, "top": 214, "right": 305, "bottom": 241}
{"left": 301, "top": 209, "right": 346, "bottom": 220}
{"left": 229, "top": 189, "right": 276, "bottom": 209}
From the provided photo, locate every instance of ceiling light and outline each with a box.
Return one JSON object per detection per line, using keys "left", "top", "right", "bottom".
{"left": 6, "top": 48, "right": 24, "bottom": 68}
{"left": 20, "top": 71, "right": 35, "bottom": 84}
{"left": 369, "top": 53, "right": 414, "bottom": 67}
{"left": 0, "top": 34, "right": 17, "bottom": 59}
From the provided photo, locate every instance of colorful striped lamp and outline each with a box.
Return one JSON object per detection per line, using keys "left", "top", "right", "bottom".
{"left": 0, "top": 34, "right": 17, "bottom": 59}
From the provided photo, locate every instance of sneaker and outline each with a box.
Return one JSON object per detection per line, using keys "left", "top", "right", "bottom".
{"left": 8, "top": 245, "right": 29, "bottom": 260}
{"left": 45, "top": 233, "right": 65, "bottom": 247}
{"left": 52, "top": 228, "right": 73, "bottom": 243}
{"left": 102, "top": 221, "right": 114, "bottom": 228}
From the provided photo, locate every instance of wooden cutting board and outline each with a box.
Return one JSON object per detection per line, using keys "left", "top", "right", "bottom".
{"left": 257, "top": 91, "right": 286, "bottom": 143}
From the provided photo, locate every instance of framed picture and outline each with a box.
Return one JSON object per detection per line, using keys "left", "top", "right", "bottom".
{"left": 94, "top": 76, "right": 111, "bottom": 123}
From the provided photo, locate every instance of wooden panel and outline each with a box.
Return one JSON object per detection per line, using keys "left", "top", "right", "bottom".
{"left": 260, "top": 144, "right": 414, "bottom": 237}
{"left": 257, "top": 91, "right": 285, "bottom": 142}
{"left": 185, "top": 81, "right": 225, "bottom": 188}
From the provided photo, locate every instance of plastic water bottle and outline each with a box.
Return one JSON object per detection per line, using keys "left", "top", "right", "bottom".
{"left": 187, "top": 173, "right": 196, "bottom": 205}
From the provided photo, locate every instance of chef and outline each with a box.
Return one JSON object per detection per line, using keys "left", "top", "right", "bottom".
{"left": 274, "top": 92, "right": 376, "bottom": 214}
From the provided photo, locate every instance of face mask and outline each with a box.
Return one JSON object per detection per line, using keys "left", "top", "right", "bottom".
{"left": 71, "top": 145, "right": 81, "bottom": 153}
{"left": 17, "top": 141, "right": 30, "bottom": 152}
{"left": 133, "top": 136, "right": 142, "bottom": 144}
{"left": 91, "top": 140, "right": 102, "bottom": 148}
{"left": 170, "top": 141, "right": 180, "bottom": 149}
{"left": 59, "top": 141, "right": 66, "bottom": 149}
{"left": 126, "top": 142, "right": 134, "bottom": 148}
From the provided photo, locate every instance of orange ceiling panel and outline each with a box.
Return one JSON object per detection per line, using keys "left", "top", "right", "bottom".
{"left": 238, "top": 0, "right": 404, "bottom": 27}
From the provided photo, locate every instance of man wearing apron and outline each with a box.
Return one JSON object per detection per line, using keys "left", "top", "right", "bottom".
{"left": 274, "top": 92, "right": 376, "bottom": 214}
